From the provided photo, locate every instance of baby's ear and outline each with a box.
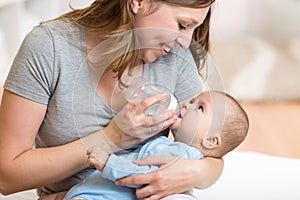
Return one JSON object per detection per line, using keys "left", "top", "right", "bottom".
{"left": 202, "top": 136, "right": 221, "bottom": 149}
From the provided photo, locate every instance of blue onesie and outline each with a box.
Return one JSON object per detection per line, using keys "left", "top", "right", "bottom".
{"left": 65, "top": 136, "right": 203, "bottom": 200}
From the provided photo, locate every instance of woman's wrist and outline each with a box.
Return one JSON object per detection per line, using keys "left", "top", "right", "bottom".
{"left": 80, "top": 126, "right": 120, "bottom": 156}
{"left": 103, "top": 118, "right": 145, "bottom": 150}
{"left": 102, "top": 118, "right": 123, "bottom": 151}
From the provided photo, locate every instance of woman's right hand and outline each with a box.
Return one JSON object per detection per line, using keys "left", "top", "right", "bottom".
{"left": 108, "top": 92, "right": 177, "bottom": 148}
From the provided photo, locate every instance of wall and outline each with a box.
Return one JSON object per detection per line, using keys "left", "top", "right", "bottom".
{"left": 209, "top": 0, "right": 300, "bottom": 101}
{"left": 211, "top": 0, "right": 300, "bottom": 41}
{"left": 1, "top": 0, "right": 300, "bottom": 100}
{"left": 0, "top": 0, "right": 93, "bottom": 85}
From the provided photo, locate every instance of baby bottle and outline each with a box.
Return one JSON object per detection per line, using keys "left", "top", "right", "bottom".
{"left": 125, "top": 77, "right": 178, "bottom": 116}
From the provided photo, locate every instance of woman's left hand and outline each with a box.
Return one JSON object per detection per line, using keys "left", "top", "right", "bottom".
{"left": 115, "top": 156, "right": 202, "bottom": 200}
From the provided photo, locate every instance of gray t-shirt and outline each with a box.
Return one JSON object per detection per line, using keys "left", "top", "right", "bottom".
{"left": 4, "top": 20, "right": 202, "bottom": 194}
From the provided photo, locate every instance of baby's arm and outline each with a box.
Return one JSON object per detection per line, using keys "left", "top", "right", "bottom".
{"left": 87, "top": 137, "right": 203, "bottom": 189}
{"left": 102, "top": 154, "right": 159, "bottom": 187}
{"left": 88, "top": 152, "right": 159, "bottom": 188}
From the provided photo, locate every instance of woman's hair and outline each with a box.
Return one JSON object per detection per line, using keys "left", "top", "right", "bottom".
{"left": 57, "top": 0, "right": 215, "bottom": 82}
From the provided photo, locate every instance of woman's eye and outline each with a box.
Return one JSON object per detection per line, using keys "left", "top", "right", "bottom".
{"left": 198, "top": 105, "right": 204, "bottom": 112}
{"left": 189, "top": 98, "right": 195, "bottom": 104}
{"left": 178, "top": 23, "right": 186, "bottom": 30}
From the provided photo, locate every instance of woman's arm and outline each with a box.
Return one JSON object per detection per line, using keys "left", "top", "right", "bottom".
{"left": 0, "top": 90, "right": 122, "bottom": 194}
{"left": 115, "top": 156, "right": 224, "bottom": 199}
{"left": 0, "top": 90, "right": 91, "bottom": 194}
{"left": 192, "top": 157, "right": 224, "bottom": 189}
{"left": 0, "top": 90, "right": 176, "bottom": 195}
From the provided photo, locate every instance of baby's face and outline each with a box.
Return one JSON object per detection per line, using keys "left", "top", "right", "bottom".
{"left": 174, "top": 92, "right": 213, "bottom": 149}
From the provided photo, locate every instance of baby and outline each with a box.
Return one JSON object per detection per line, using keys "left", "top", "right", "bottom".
{"left": 64, "top": 90, "right": 249, "bottom": 200}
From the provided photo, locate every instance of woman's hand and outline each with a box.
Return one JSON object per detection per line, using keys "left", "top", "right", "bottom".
{"left": 109, "top": 92, "right": 177, "bottom": 147}
{"left": 115, "top": 156, "right": 224, "bottom": 200}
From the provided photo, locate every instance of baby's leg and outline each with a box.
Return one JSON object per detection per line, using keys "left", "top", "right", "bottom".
{"left": 65, "top": 170, "right": 135, "bottom": 200}
{"left": 37, "top": 191, "right": 67, "bottom": 200}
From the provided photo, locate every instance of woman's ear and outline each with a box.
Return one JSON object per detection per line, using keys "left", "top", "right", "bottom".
{"left": 130, "top": 0, "right": 143, "bottom": 14}
{"left": 202, "top": 136, "right": 221, "bottom": 149}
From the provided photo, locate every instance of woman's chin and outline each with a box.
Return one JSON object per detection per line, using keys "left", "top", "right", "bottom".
{"left": 141, "top": 51, "right": 160, "bottom": 63}
{"left": 142, "top": 56, "right": 158, "bottom": 64}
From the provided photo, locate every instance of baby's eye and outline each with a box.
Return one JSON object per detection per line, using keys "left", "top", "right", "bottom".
{"left": 198, "top": 105, "right": 204, "bottom": 112}
{"left": 178, "top": 23, "right": 186, "bottom": 30}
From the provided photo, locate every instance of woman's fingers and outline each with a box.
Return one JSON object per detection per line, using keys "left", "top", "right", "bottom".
{"left": 136, "top": 183, "right": 170, "bottom": 200}
{"left": 117, "top": 157, "right": 197, "bottom": 199}
{"left": 116, "top": 172, "right": 152, "bottom": 186}
{"left": 135, "top": 92, "right": 169, "bottom": 113}
{"left": 142, "top": 114, "right": 177, "bottom": 138}
{"left": 116, "top": 156, "right": 177, "bottom": 186}
{"left": 111, "top": 91, "right": 177, "bottom": 149}
{"left": 115, "top": 172, "right": 168, "bottom": 199}
{"left": 149, "top": 110, "right": 177, "bottom": 126}
{"left": 87, "top": 157, "right": 97, "bottom": 166}
{"left": 138, "top": 189, "right": 164, "bottom": 200}
{"left": 134, "top": 172, "right": 174, "bottom": 200}
{"left": 114, "top": 97, "right": 176, "bottom": 138}
{"left": 134, "top": 156, "right": 176, "bottom": 166}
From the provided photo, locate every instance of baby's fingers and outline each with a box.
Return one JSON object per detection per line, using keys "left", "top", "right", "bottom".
{"left": 87, "top": 157, "right": 97, "bottom": 167}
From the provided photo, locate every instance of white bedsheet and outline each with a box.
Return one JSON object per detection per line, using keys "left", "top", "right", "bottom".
{"left": 194, "top": 151, "right": 300, "bottom": 200}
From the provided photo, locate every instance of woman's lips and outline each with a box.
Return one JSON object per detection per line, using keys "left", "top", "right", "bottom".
{"left": 161, "top": 48, "right": 167, "bottom": 56}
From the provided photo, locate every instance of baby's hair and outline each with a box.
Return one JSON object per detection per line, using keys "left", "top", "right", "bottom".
{"left": 210, "top": 91, "right": 249, "bottom": 157}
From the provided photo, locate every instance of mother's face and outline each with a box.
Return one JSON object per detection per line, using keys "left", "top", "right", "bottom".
{"left": 130, "top": 0, "right": 210, "bottom": 63}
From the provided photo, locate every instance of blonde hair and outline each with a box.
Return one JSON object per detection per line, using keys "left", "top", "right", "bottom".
{"left": 57, "top": 0, "right": 215, "bottom": 81}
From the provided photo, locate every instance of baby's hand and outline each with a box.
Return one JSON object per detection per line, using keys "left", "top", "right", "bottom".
{"left": 86, "top": 148, "right": 109, "bottom": 172}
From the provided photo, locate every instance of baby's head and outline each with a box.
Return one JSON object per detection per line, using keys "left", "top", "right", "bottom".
{"left": 174, "top": 91, "right": 249, "bottom": 158}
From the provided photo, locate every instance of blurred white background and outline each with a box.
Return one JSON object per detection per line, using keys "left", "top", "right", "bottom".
{"left": 0, "top": 0, "right": 300, "bottom": 98}
{"left": 211, "top": 0, "right": 300, "bottom": 41}
{"left": 210, "top": 0, "right": 300, "bottom": 101}
{"left": 0, "top": 1, "right": 300, "bottom": 199}
{"left": 0, "top": 0, "right": 93, "bottom": 84}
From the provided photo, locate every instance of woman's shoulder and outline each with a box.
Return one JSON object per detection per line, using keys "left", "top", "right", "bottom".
{"left": 33, "top": 19, "right": 83, "bottom": 43}
{"left": 39, "top": 19, "right": 83, "bottom": 33}
{"left": 24, "top": 19, "right": 85, "bottom": 54}
{"left": 22, "top": 19, "right": 80, "bottom": 45}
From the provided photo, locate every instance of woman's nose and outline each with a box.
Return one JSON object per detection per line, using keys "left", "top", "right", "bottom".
{"left": 176, "top": 31, "right": 193, "bottom": 48}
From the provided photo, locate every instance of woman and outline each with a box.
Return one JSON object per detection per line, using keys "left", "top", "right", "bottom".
{"left": 0, "top": 0, "right": 223, "bottom": 199}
